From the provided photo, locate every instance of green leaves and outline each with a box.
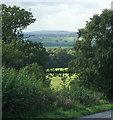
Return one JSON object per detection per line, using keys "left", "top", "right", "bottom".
{"left": 69, "top": 9, "right": 113, "bottom": 100}
{"left": 2, "top": 40, "right": 49, "bottom": 70}
{"left": 1, "top": 4, "right": 36, "bottom": 43}
{"left": 47, "top": 48, "right": 75, "bottom": 68}
{"left": 2, "top": 64, "right": 51, "bottom": 111}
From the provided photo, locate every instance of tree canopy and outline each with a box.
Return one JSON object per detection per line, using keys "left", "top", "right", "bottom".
{"left": 69, "top": 9, "right": 113, "bottom": 101}
{"left": 2, "top": 40, "right": 49, "bottom": 70}
{"left": 1, "top": 4, "right": 36, "bottom": 43}
{"left": 2, "top": 4, "right": 48, "bottom": 70}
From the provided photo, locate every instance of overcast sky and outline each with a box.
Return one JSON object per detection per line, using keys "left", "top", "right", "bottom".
{"left": 2, "top": 0, "right": 113, "bottom": 32}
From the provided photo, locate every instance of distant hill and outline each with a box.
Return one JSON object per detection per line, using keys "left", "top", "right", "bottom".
{"left": 24, "top": 30, "right": 77, "bottom": 37}
{"left": 24, "top": 30, "right": 77, "bottom": 35}
{"left": 23, "top": 31, "right": 78, "bottom": 48}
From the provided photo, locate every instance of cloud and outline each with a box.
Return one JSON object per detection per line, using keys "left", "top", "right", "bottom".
{"left": 2, "top": 0, "right": 113, "bottom": 32}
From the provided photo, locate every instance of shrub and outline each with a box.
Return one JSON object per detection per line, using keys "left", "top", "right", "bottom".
{"left": 68, "top": 82, "right": 105, "bottom": 106}
{"left": 58, "top": 76, "right": 106, "bottom": 108}
{"left": 2, "top": 64, "right": 52, "bottom": 113}
{"left": 53, "top": 94, "right": 76, "bottom": 111}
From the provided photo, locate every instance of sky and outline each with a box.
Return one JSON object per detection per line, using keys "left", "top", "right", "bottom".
{"left": 2, "top": 0, "right": 113, "bottom": 32}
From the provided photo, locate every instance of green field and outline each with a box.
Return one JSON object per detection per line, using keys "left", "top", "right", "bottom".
{"left": 45, "top": 46, "right": 73, "bottom": 50}
{"left": 49, "top": 73, "right": 77, "bottom": 90}
{"left": 42, "top": 37, "right": 75, "bottom": 41}
{"left": 30, "top": 36, "right": 76, "bottom": 47}
{"left": 46, "top": 68, "right": 78, "bottom": 90}
{"left": 46, "top": 68, "right": 68, "bottom": 71}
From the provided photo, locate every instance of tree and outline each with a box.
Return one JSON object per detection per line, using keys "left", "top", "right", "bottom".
{"left": 1, "top": 4, "right": 36, "bottom": 43}
{"left": 16, "top": 40, "right": 49, "bottom": 68}
{"left": 2, "top": 4, "right": 49, "bottom": 70}
{"left": 47, "top": 48, "right": 75, "bottom": 68}
{"left": 69, "top": 9, "right": 113, "bottom": 101}
{"left": 2, "top": 40, "right": 49, "bottom": 70}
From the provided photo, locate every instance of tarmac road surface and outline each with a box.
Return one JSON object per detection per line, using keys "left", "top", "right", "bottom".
{"left": 75, "top": 110, "right": 113, "bottom": 120}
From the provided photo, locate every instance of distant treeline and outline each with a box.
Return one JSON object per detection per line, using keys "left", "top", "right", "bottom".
{"left": 43, "top": 42, "right": 74, "bottom": 47}
{"left": 24, "top": 31, "right": 78, "bottom": 37}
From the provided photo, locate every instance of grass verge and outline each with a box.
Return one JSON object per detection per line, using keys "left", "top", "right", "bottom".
{"left": 37, "top": 103, "right": 113, "bottom": 118}
{"left": 3, "top": 102, "right": 113, "bottom": 119}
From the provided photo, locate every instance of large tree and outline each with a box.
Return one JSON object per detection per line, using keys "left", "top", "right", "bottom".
{"left": 2, "top": 39, "right": 49, "bottom": 70}
{"left": 69, "top": 9, "right": 113, "bottom": 101}
{"left": 2, "top": 4, "right": 49, "bottom": 70}
{"left": 1, "top": 4, "right": 36, "bottom": 43}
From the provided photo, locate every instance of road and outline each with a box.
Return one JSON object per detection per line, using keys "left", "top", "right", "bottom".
{"left": 75, "top": 110, "right": 113, "bottom": 119}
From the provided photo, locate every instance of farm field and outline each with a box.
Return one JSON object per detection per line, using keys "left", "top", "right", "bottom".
{"left": 46, "top": 68, "right": 68, "bottom": 71}
{"left": 47, "top": 73, "right": 76, "bottom": 90}
{"left": 46, "top": 68, "right": 78, "bottom": 90}
{"left": 45, "top": 46, "right": 73, "bottom": 50}
{"left": 24, "top": 31, "right": 78, "bottom": 48}
{"left": 29, "top": 36, "right": 76, "bottom": 47}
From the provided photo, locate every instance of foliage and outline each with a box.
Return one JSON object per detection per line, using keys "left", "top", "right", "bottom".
{"left": 2, "top": 64, "right": 52, "bottom": 112}
{"left": 1, "top": 4, "right": 36, "bottom": 43}
{"left": 2, "top": 66, "right": 110, "bottom": 118}
{"left": 2, "top": 41, "right": 24, "bottom": 69}
{"left": 2, "top": 40, "right": 49, "bottom": 70}
{"left": 47, "top": 48, "right": 75, "bottom": 68}
{"left": 2, "top": 4, "right": 112, "bottom": 118}
{"left": 2, "top": 4, "right": 49, "bottom": 70}
{"left": 47, "top": 70, "right": 107, "bottom": 111}
{"left": 68, "top": 9, "right": 113, "bottom": 101}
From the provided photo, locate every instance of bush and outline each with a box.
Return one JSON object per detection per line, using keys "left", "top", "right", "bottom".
{"left": 20, "top": 63, "right": 50, "bottom": 86}
{"left": 55, "top": 76, "right": 106, "bottom": 108}
{"left": 53, "top": 93, "right": 76, "bottom": 111}
{"left": 68, "top": 79, "right": 105, "bottom": 106}
{"left": 2, "top": 64, "right": 52, "bottom": 113}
